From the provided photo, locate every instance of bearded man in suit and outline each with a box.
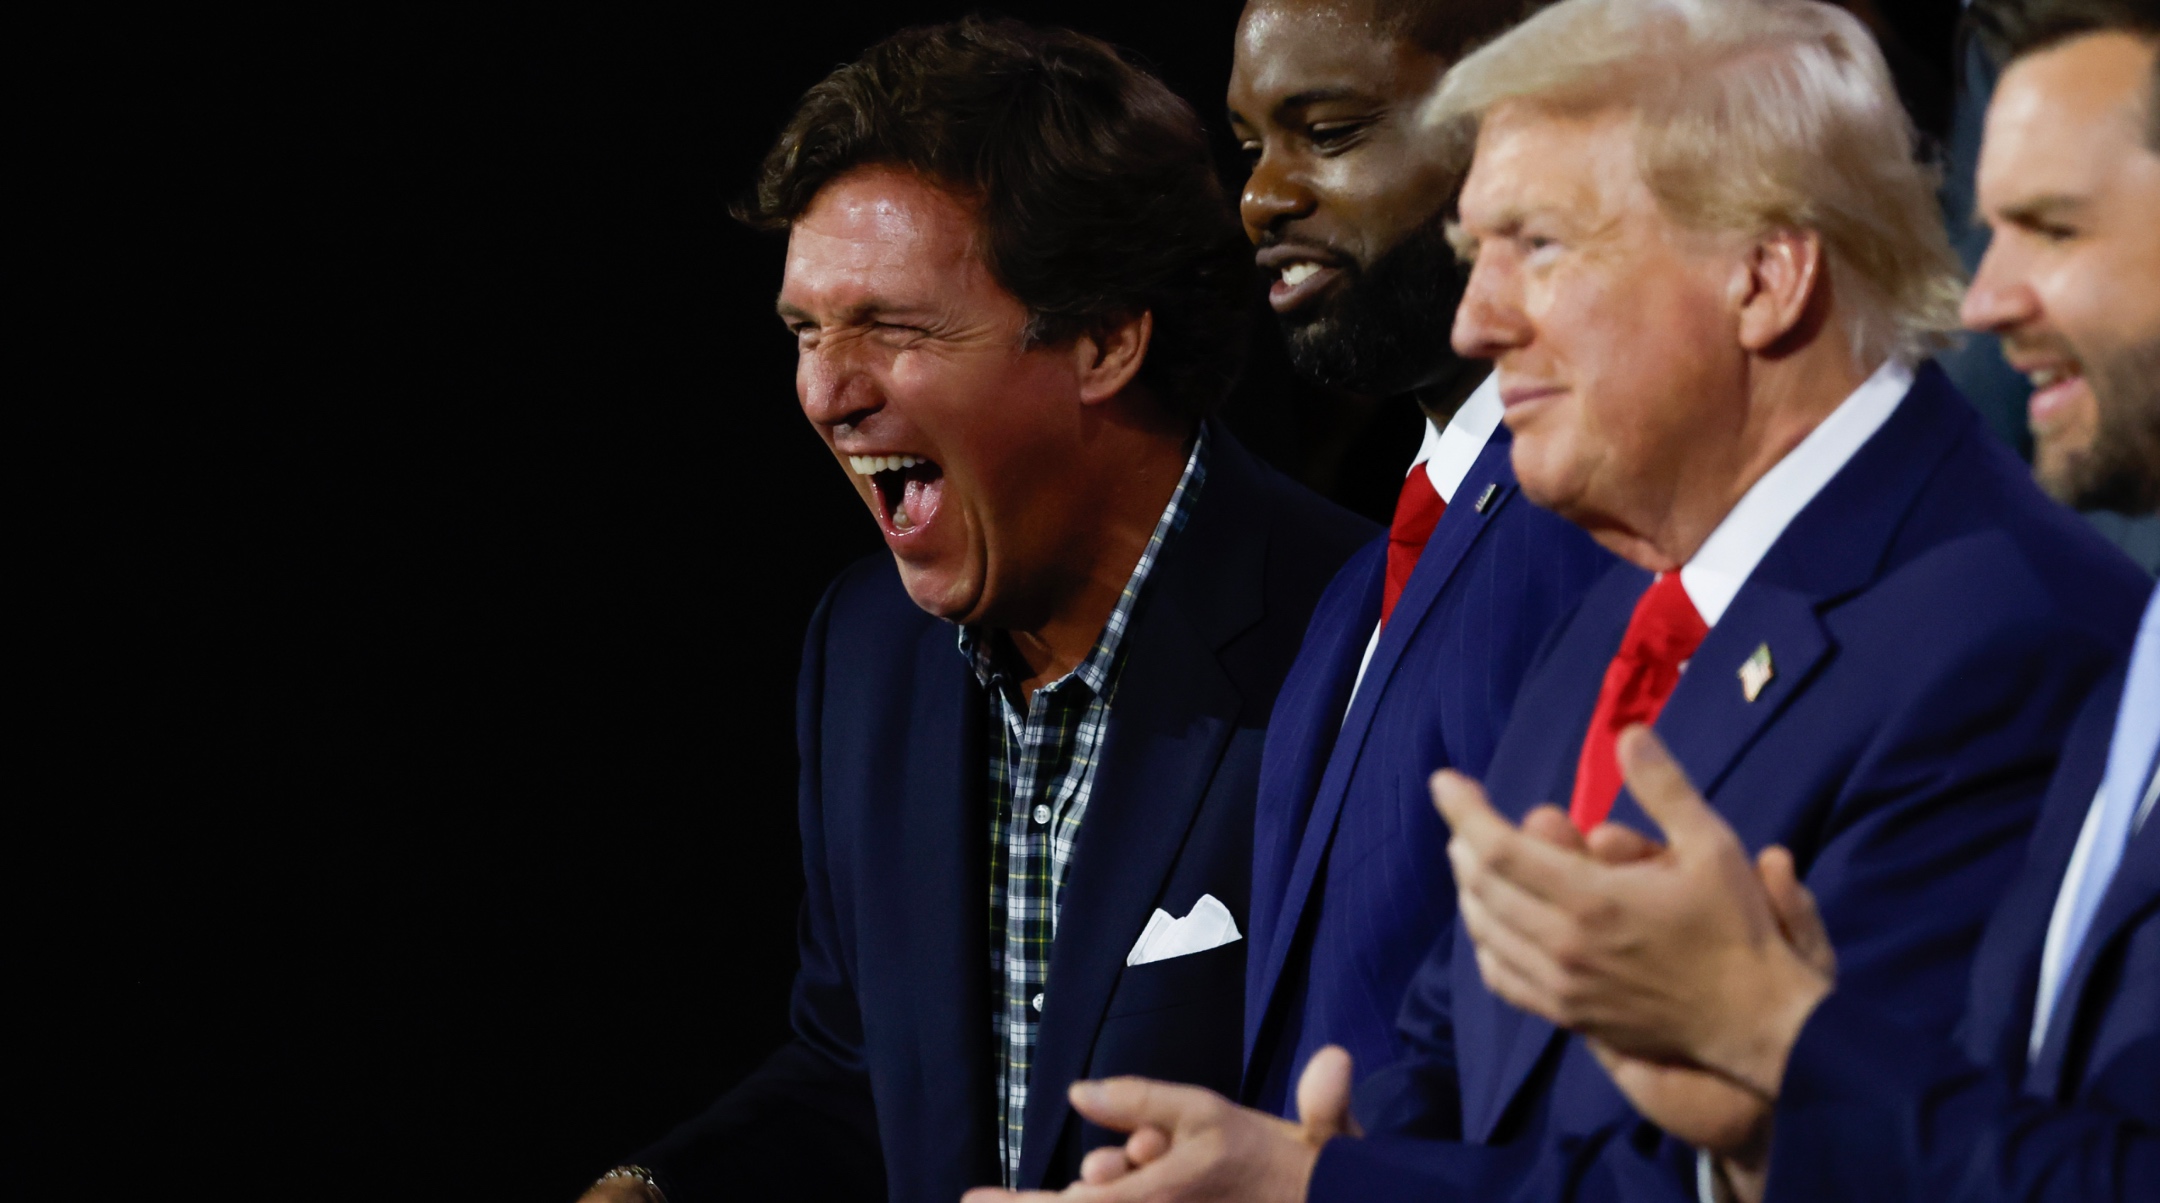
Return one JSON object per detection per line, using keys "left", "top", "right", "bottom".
{"left": 1225, "top": 0, "right": 1611, "bottom": 1123}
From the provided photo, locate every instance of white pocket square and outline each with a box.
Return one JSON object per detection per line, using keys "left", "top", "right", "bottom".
{"left": 1125, "top": 893, "right": 1243, "bottom": 966}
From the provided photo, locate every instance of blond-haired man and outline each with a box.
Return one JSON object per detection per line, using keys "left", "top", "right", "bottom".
{"left": 1435, "top": 1, "right": 2160, "bottom": 1199}
{"left": 965, "top": 3, "right": 2148, "bottom": 1203}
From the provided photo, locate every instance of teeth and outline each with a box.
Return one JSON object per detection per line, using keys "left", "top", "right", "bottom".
{"left": 2027, "top": 367, "right": 2075, "bottom": 389}
{"left": 1281, "top": 262, "right": 1320, "bottom": 287}
{"left": 847, "top": 454, "right": 924, "bottom": 476}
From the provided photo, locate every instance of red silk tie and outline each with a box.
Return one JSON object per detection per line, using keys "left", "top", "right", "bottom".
{"left": 1568, "top": 573, "right": 1708, "bottom": 831}
{"left": 1380, "top": 465, "right": 1446, "bottom": 629}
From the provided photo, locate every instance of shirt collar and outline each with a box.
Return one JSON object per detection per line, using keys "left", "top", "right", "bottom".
{"left": 1409, "top": 374, "right": 1505, "bottom": 505}
{"left": 1680, "top": 357, "right": 1914, "bottom": 628}
{"left": 958, "top": 427, "right": 1210, "bottom": 697}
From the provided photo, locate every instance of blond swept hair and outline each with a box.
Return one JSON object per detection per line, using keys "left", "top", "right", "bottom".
{"left": 1426, "top": 0, "right": 1964, "bottom": 366}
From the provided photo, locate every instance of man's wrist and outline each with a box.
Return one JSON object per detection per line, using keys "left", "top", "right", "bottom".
{"left": 1715, "top": 950, "right": 1832, "bottom": 1098}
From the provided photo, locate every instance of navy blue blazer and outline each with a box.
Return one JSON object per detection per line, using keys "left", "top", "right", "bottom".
{"left": 1243, "top": 423, "right": 1611, "bottom": 1116}
{"left": 1314, "top": 366, "right": 2152, "bottom": 1202}
{"left": 631, "top": 427, "right": 1372, "bottom": 1203}
{"left": 1766, "top": 660, "right": 2160, "bottom": 1202}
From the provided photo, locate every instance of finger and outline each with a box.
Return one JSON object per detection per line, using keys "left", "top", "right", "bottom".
{"left": 1614, "top": 726, "right": 1725, "bottom": 849}
{"left": 1437, "top": 775, "right": 1597, "bottom": 907}
{"left": 1124, "top": 1125, "right": 1170, "bottom": 1166}
{"left": 1448, "top": 834, "right": 1583, "bottom": 960}
{"left": 1522, "top": 804, "right": 1588, "bottom": 852}
{"left": 1472, "top": 935, "right": 1569, "bottom": 1022}
{"left": 1585, "top": 821, "right": 1663, "bottom": 865}
{"left": 1430, "top": 769, "right": 1509, "bottom": 841}
{"left": 1294, "top": 1045, "right": 1356, "bottom": 1140}
{"left": 1456, "top": 876, "right": 1577, "bottom": 1005}
{"left": 1079, "top": 1146, "right": 1134, "bottom": 1185}
{"left": 1069, "top": 1077, "right": 1218, "bottom": 1135}
{"left": 963, "top": 1187, "right": 1106, "bottom": 1203}
{"left": 1585, "top": 1035, "right": 1629, "bottom": 1077}
{"left": 1757, "top": 847, "right": 1836, "bottom": 979}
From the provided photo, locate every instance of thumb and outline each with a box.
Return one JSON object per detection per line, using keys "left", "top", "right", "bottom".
{"left": 1295, "top": 1045, "right": 1361, "bottom": 1140}
{"left": 1069, "top": 1076, "right": 1209, "bottom": 1136}
{"left": 1614, "top": 726, "right": 1724, "bottom": 850}
{"left": 1430, "top": 769, "right": 1506, "bottom": 840}
{"left": 1522, "top": 804, "right": 1589, "bottom": 853}
{"left": 1585, "top": 821, "right": 1664, "bottom": 865}
{"left": 1757, "top": 846, "right": 1835, "bottom": 980}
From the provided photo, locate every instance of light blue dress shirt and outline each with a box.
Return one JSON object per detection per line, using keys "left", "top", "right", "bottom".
{"left": 2030, "top": 580, "right": 2160, "bottom": 1060}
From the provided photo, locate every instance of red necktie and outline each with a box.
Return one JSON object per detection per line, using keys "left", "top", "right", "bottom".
{"left": 1380, "top": 465, "right": 1446, "bottom": 629}
{"left": 1568, "top": 573, "right": 1708, "bottom": 831}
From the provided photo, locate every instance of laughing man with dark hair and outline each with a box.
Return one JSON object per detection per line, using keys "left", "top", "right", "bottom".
{"left": 577, "top": 18, "right": 1372, "bottom": 1203}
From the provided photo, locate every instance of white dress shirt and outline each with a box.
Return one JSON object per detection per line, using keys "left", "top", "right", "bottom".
{"left": 1679, "top": 357, "right": 1915, "bottom": 627}
{"left": 1345, "top": 374, "right": 1507, "bottom": 708}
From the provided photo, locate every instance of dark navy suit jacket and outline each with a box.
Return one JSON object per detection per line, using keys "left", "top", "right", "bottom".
{"left": 1314, "top": 366, "right": 2151, "bottom": 1202}
{"left": 1767, "top": 660, "right": 2160, "bottom": 1201}
{"left": 1243, "top": 423, "right": 1610, "bottom": 1116}
{"left": 631, "top": 427, "right": 1372, "bottom": 1203}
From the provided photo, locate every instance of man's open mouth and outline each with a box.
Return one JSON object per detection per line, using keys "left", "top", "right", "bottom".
{"left": 2019, "top": 361, "right": 2088, "bottom": 430}
{"left": 1257, "top": 244, "right": 1351, "bottom": 315}
{"left": 847, "top": 453, "right": 946, "bottom": 536}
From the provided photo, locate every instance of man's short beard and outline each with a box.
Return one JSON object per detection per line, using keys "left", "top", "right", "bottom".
{"left": 2047, "top": 337, "right": 2160, "bottom": 515}
{"left": 1278, "top": 217, "right": 1466, "bottom": 398}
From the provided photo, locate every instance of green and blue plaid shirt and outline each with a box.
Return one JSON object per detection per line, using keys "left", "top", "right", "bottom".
{"left": 960, "top": 429, "right": 1208, "bottom": 1188}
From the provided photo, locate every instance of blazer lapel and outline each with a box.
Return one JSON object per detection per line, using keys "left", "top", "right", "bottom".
{"left": 897, "top": 621, "right": 998, "bottom": 1184}
{"left": 1465, "top": 569, "right": 1636, "bottom": 1141}
{"left": 1016, "top": 428, "right": 1264, "bottom": 1187}
{"left": 1965, "top": 677, "right": 2120, "bottom": 1074}
{"left": 1243, "top": 557, "right": 1380, "bottom": 1070}
{"left": 1636, "top": 585, "right": 1832, "bottom": 830}
{"left": 1247, "top": 436, "right": 1520, "bottom": 1072}
{"left": 2030, "top": 790, "right": 2160, "bottom": 1097}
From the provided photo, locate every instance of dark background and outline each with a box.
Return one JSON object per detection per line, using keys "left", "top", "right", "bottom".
{"left": 80, "top": 2, "right": 1974, "bottom": 1199}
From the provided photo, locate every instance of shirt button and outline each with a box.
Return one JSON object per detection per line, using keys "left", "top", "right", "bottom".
{"left": 1031, "top": 993, "right": 1044, "bottom": 1013}
{"left": 1033, "top": 804, "right": 1051, "bottom": 825}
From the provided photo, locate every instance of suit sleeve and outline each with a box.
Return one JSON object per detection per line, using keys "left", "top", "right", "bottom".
{"left": 1766, "top": 989, "right": 2159, "bottom": 1202}
{"left": 629, "top": 582, "right": 885, "bottom": 1202}
{"left": 1352, "top": 926, "right": 1464, "bottom": 1141}
{"left": 1315, "top": 603, "right": 2121, "bottom": 1203}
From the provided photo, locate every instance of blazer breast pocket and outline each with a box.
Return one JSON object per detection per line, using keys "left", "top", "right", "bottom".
{"left": 1103, "top": 936, "right": 1245, "bottom": 1020}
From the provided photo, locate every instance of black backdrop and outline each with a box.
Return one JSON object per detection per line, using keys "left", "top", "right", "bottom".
{"left": 87, "top": 3, "right": 1962, "bottom": 1198}
{"left": 95, "top": 4, "right": 1367, "bottom": 1200}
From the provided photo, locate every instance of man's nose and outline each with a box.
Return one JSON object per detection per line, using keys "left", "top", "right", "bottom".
{"left": 798, "top": 342, "right": 883, "bottom": 430}
{"left": 1959, "top": 241, "right": 2038, "bottom": 335}
{"left": 1451, "top": 256, "right": 1529, "bottom": 360}
{"left": 1241, "top": 151, "right": 1318, "bottom": 245}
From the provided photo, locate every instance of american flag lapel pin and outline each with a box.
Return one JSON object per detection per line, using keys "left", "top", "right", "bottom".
{"left": 1738, "top": 643, "right": 1775, "bottom": 702}
{"left": 1474, "top": 483, "right": 1498, "bottom": 513}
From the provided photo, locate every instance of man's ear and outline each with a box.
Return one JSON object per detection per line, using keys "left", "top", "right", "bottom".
{"left": 1731, "top": 228, "right": 1824, "bottom": 353}
{"left": 1073, "top": 310, "right": 1153, "bottom": 405}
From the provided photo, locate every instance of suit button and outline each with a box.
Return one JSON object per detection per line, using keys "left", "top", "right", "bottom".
{"left": 1033, "top": 804, "right": 1051, "bottom": 825}
{"left": 1031, "top": 993, "right": 1044, "bottom": 1013}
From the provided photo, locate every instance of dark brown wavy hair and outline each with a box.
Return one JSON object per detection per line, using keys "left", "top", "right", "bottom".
{"left": 1967, "top": 0, "right": 2160, "bottom": 150}
{"left": 735, "top": 16, "right": 1253, "bottom": 421}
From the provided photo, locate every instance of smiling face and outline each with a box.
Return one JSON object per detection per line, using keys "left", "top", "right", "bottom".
{"left": 1965, "top": 32, "right": 2160, "bottom": 513}
{"left": 779, "top": 166, "right": 1103, "bottom": 624}
{"left": 1226, "top": 0, "right": 1467, "bottom": 395}
{"left": 1451, "top": 102, "right": 1753, "bottom": 567}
